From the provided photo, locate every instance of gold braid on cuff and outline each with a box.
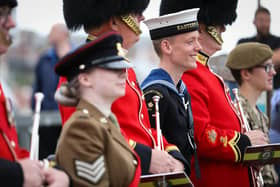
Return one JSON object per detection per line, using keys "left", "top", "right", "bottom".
{"left": 121, "top": 15, "right": 142, "bottom": 36}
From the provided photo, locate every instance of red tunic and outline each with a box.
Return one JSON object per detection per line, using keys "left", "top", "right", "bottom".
{"left": 181, "top": 52, "right": 251, "bottom": 187}
{"left": 0, "top": 83, "right": 29, "bottom": 161}
{"left": 121, "top": 129, "right": 142, "bottom": 187}
{"left": 112, "top": 69, "right": 176, "bottom": 150}
{"left": 57, "top": 69, "right": 180, "bottom": 173}
{"left": 58, "top": 69, "right": 177, "bottom": 150}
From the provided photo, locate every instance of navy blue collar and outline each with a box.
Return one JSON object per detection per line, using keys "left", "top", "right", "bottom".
{"left": 141, "top": 68, "right": 186, "bottom": 97}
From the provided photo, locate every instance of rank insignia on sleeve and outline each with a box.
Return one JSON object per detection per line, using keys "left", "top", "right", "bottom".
{"left": 75, "top": 155, "right": 105, "bottom": 184}
{"left": 207, "top": 129, "right": 217, "bottom": 144}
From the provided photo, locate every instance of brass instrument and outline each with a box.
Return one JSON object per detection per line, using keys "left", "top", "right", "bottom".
{"left": 152, "top": 95, "right": 164, "bottom": 151}
{"left": 30, "top": 92, "right": 44, "bottom": 160}
{"left": 232, "top": 88, "right": 264, "bottom": 187}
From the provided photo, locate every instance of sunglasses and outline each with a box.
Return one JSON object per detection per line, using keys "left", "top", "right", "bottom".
{"left": 254, "top": 63, "right": 275, "bottom": 73}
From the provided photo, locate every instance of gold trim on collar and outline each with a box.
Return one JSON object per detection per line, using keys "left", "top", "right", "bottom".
{"left": 120, "top": 15, "right": 142, "bottom": 36}
{"left": 206, "top": 26, "right": 223, "bottom": 45}
{"left": 196, "top": 52, "right": 209, "bottom": 66}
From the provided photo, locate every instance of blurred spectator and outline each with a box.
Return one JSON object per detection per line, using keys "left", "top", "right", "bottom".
{"left": 31, "top": 23, "right": 72, "bottom": 159}
{"left": 238, "top": 6, "right": 280, "bottom": 89}
{"left": 31, "top": 23, "right": 72, "bottom": 111}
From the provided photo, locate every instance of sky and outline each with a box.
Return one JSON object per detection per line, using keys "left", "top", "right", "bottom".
{"left": 16, "top": 0, "right": 280, "bottom": 55}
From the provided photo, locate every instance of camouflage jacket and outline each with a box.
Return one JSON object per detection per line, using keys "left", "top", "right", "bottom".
{"left": 239, "top": 94, "right": 278, "bottom": 185}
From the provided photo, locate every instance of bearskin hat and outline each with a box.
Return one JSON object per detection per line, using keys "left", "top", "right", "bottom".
{"left": 63, "top": 0, "right": 150, "bottom": 31}
{"left": 160, "top": 0, "right": 238, "bottom": 26}
{"left": 0, "top": 0, "right": 17, "bottom": 8}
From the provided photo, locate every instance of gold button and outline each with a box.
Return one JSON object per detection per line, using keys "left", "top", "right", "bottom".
{"left": 149, "top": 129, "right": 152, "bottom": 133}
{"left": 131, "top": 81, "right": 135, "bottom": 87}
{"left": 79, "top": 64, "right": 85, "bottom": 70}
{"left": 133, "top": 159, "right": 138, "bottom": 165}
{"left": 11, "top": 140, "right": 15, "bottom": 147}
{"left": 100, "top": 118, "right": 107, "bottom": 123}
{"left": 141, "top": 113, "right": 144, "bottom": 119}
{"left": 148, "top": 102, "right": 153, "bottom": 108}
{"left": 82, "top": 109, "right": 89, "bottom": 114}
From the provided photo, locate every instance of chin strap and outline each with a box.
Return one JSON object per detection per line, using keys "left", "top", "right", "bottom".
{"left": 120, "top": 15, "right": 142, "bottom": 36}
{"left": 206, "top": 26, "right": 223, "bottom": 45}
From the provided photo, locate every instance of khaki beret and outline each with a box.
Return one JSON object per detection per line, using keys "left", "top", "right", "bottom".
{"left": 226, "top": 42, "right": 273, "bottom": 70}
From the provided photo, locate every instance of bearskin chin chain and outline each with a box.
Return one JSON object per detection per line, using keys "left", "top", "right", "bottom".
{"left": 206, "top": 26, "right": 223, "bottom": 45}
{"left": 121, "top": 15, "right": 142, "bottom": 36}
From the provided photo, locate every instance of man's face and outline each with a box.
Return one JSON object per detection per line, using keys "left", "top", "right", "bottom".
{"left": 168, "top": 31, "right": 201, "bottom": 71}
{"left": 0, "top": 5, "right": 15, "bottom": 54}
{"left": 254, "top": 12, "right": 270, "bottom": 36}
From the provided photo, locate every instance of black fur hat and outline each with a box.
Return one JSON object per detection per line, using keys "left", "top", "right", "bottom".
{"left": 0, "top": 0, "right": 17, "bottom": 8}
{"left": 63, "top": 0, "right": 150, "bottom": 31}
{"left": 160, "top": 0, "right": 238, "bottom": 26}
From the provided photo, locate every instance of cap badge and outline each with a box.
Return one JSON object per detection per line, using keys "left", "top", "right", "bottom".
{"left": 116, "top": 43, "right": 127, "bottom": 58}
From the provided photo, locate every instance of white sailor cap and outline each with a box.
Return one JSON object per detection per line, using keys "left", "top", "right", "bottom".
{"left": 144, "top": 8, "right": 199, "bottom": 40}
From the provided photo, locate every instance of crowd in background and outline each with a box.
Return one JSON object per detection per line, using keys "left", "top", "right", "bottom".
{"left": 1, "top": 0, "right": 280, "bottom": 186}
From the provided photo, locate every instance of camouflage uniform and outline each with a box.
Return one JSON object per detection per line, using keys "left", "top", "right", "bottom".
{"left": 239, "top": 93, "right": 278, "bottom": 186}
